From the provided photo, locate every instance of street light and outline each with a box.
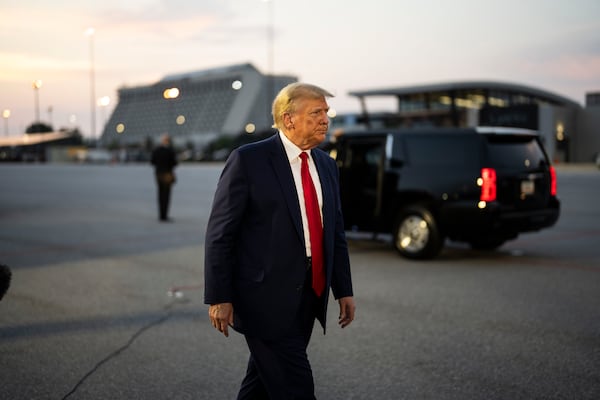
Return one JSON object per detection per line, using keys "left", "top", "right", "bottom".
{"left": 263, "top": 0, "right": 274, "bottom": 77}
{"left": 262, "top": 0, "right": 275, "bottom": 124}
{"left": 163, "top": 87, "right": 180, "bottom": 135}
{"left": 85, "top": 27, "right": 96, "bottom": 142}
{"left": 163, "top": 88, "right": 180, "bottom": 100}
{"left": 2, "top": 109, "right": 10, "bottom": 136}
{"left": 32, "top": 79, "right": 42, "bottom": 123}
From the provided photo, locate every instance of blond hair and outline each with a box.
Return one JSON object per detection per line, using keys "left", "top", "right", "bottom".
{"left": 271, "top": 83, "right": 334, "bottom": 130}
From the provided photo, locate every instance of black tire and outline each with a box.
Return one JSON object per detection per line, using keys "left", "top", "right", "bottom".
{"left": 393, "top": 205, "right": 444, "bottom": 259}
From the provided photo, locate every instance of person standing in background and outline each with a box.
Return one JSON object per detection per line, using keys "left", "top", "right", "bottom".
{"left": 0, "top": 264, "right": 11, "bottom": 301}
{"left": 204, "top": 82, "right": 355, "bottom": 399}
{"left": 151, "top": 134, "right": 178, "bottom": 222}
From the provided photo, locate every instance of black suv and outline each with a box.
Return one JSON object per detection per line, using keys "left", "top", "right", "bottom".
{"left": 328, "top": 127, "right": 560, "bottom": 259}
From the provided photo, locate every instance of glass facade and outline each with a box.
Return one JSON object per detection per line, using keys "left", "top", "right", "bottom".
{"left": 352, "top": 85, "right": 570, "bottom": 130}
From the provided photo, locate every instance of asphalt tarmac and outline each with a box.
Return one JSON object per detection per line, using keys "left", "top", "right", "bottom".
{"left": 1, "top": 163, "right": 599, "bottom": 399}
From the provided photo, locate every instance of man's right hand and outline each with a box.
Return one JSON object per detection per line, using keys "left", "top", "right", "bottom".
{"left": 208, "top": 302, "right": 234, "bottom": 337}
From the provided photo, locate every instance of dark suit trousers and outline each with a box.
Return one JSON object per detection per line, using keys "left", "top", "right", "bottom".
{"left": 156, "top": 181, "right": 172, "bottom": 220}
{"left": 237, "top": 270, "right": 322, "bottom": 400}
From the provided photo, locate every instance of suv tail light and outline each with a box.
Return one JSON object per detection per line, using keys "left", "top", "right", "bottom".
{"left": 549, "top": 166, "right": 557, "bottom": 196}
{"left": 480, "top": 168, "right": 497, "bottom": 202}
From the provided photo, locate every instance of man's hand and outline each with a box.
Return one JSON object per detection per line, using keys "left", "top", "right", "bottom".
{"left": 209, "top": 302, "right": 234, "bottom": 337}
{"left": 338, "top": 296, "right": 355, "bottom": 328}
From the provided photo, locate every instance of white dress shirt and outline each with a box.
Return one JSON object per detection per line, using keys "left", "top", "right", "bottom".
{"left": 279, "top": 131, "right": 324, "bottom": 257}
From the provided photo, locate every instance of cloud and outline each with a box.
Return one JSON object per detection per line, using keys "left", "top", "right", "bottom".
{"left": 0, "top": 52, "right": 88, "bottom": 82}
{"left": 522, "top": 54, "right": 600, "bottom": 82}
{"left": 90, "top": 0, "right": 239, "bottom": 39}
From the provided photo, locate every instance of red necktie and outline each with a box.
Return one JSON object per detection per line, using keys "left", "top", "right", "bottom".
{"left": 300, "top": 152, "right": 325, "bottom": 296}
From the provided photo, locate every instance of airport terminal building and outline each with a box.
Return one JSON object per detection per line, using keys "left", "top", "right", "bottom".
{"left": 100, "top": 63, "right": 599, "bottom": 163}
{"left": 334, "top": 82, "right": 600, "bottom": 163}
{"left": 99, "top": 63, "right": 296, "bottom": 149}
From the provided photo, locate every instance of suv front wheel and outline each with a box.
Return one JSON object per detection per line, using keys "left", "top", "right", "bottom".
{"left": 393, "top": 205, "right": 444, "bottom": 259}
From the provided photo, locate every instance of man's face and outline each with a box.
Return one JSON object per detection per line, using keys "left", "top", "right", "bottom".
{"left": 284, "top": 97, "right": 330, "bottom": 150}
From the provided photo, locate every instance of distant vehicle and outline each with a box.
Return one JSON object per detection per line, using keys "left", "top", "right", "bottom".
{"left": 328, "top": 127, "right": 560, "bottom": 259}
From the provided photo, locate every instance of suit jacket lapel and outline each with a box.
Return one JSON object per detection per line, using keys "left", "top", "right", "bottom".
{"left": 313, "top": 150, "right": 335, "bottom": 258}
{"left": 269, "top": 134, "right": 305, "bottom": 244}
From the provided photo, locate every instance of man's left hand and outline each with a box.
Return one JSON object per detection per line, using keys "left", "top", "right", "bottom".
{"left": 338, "top": 296, "right": 355, "bottom": 328}
{"left": 209, "top": 302, "right": 234, "bottom": 337}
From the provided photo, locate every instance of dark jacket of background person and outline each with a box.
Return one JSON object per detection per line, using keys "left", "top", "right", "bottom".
{"left": 151, "top": 135, "right": 178, "bottom": 221}
{"left": 0, "top": 264, "right": 11, "bottom": 300}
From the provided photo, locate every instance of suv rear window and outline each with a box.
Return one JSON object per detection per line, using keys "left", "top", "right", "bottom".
{"left": 484, "top": 135, "right": 547, "bottom": 169}
{"left": 405, "top": 135, "right": 479, "bottom": 167}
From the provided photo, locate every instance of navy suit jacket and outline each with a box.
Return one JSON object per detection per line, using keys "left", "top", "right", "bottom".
{"left": 204, "top": 133, "right": 353, "bottom": 340}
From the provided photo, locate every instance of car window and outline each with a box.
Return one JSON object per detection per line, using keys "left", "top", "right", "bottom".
{"left": 364, "top": 146, "right": 383, "bottom": 166}
{"left": 406, "top": 135, "right": 479, "bottom": 167}
{"left": 484, "top": 135, "right": 548, "bottom": 168}
{"left": 344, "top": 140, "right": 385, "bottom": 169}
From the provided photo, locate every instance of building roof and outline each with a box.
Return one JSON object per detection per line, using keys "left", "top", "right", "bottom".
{"left": 0, "top": 131, "right": 75, "bottom": 147}
{"left": 349, "top": 81, "right": 581, "bottom": 108}
{"left": 101, "top": 63, "right": 297, "bottom": 145}
{"left": 160, "top": 63, "right": 259, "bottom": 83}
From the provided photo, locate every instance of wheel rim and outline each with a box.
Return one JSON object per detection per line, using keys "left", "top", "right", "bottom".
{"left": 397, "top": 215, "right": 430, "bottom": 253}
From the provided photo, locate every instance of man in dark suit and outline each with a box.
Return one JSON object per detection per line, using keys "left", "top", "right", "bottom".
{"left": 204, "top": 83, "right": 355, "bottom": 399}
{"left": 150, "top": 134, "right": 178, "bottom": 222}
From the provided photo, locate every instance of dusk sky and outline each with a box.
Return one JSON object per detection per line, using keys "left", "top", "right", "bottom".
{"left": 1, "top": 0, "right": 599, "bottom": 138}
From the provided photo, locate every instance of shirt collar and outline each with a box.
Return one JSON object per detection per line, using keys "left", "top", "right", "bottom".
{"left": 279, "top": 130, "right": 310, "bottom": 163}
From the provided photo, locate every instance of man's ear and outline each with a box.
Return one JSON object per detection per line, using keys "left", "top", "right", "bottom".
{"left": 283, "top": 113, "right": 294, "bottom": 130}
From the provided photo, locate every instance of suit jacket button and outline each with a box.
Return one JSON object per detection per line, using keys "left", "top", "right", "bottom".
{"left": 296, "top": 284, "right": 303, "bottom": 291}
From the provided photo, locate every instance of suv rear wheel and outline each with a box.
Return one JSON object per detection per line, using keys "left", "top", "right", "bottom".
{"left": 393, "top": 205, "right": 444, "bottom": 259}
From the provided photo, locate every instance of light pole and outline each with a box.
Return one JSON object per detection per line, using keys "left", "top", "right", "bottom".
{"left": 263, "top": 0, "right": 274, "bottom": 75}
{"left": 47, "top": 106, "right": 53, "bottom": 129}
{"left": 2, "top": 109, "right": 10, "bottom": 136}
{"left": 32, "top": 79, "right": 42, "bottom": 124}
{"left": 98, "top": 96, "right": 110, "bottom": 129}
{"left": 85, "top": 27, "right": 96, "bottom": 143}
{"left": 262, "top": 0, "right": 274, "bottom": 126}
